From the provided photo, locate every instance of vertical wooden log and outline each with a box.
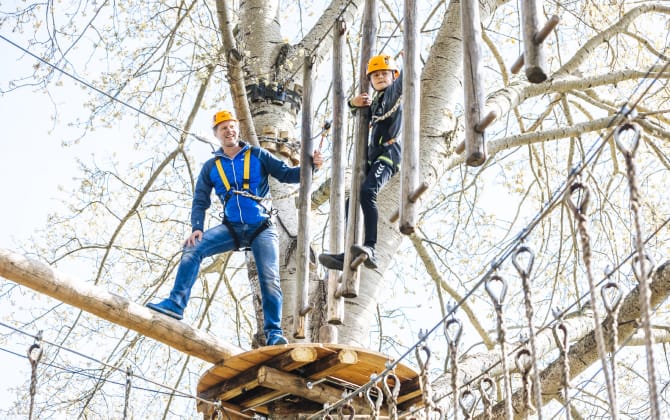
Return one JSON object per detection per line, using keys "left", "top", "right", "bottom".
{"left": 327, "top": 18, "right": 347, "bottom": 326}
{"left": 342, "top": 0, "right": 377, "bottom": 298}
{"left": 399, "top": 0, "right": 421, "bottom": 235}
{"left": 521, "top": 0, "right": 547, "bottom": 83}
{"left": 293, "top": 54, "right": 315, "bottom": 339}
{"left": 461, "top": 0, "right": 488, "bottom": 167}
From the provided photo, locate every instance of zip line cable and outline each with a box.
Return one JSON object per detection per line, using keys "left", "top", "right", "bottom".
{"left": 0, "top": 321, "right": 230, "bottom": 412}
{"left": 0, "top": 33, "right": 216, "bottom": 150}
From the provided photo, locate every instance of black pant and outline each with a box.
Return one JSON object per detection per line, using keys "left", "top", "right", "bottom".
{"left": 359, "top": 159, "right": 395, "bottom": 247}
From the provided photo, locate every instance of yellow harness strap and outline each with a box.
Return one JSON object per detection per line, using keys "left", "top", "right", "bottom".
{"left": 215, "top": 148, "right": 251, "bottom": 192}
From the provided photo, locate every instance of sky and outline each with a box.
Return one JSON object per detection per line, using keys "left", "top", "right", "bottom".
{"left": 0, "top": 34, "right": 141, "bottom": 413}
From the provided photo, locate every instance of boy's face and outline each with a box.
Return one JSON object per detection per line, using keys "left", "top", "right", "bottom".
{"left": 370, "top": 69, "right": 394, "bottom": 91}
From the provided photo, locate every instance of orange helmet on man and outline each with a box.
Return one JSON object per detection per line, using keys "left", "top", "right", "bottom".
{"left": 212, "top": 110, "right": 238, "bottom": 129}
{"left": 366, "top": 54, "right": 400, "bottom": 79}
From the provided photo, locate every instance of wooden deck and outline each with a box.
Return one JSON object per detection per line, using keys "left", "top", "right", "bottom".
{"left": 196, "top": 343, "right": 422, "bottom": 418}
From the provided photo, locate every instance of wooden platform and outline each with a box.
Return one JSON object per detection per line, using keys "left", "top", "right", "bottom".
{"left": 196, "top": 343, "right": 423, "bottom": 418}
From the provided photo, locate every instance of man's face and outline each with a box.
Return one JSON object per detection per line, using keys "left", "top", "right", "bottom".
{"left": 370, "top": 69, "right": 394, "bottom": 91}
{"left": 214, "top": 120, "right": 238, "bottom": 148}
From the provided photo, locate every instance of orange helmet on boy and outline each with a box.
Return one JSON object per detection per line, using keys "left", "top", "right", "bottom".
{"left": 366, "top": 54, "right": 399, "bottom": 79}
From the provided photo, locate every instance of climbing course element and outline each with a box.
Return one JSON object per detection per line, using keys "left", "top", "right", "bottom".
{"left": 445, "top": 311, "right": 463, "bottom": 419}
{"left": 323, "top": 18, "right": 348, "bottom": 333}
{"left": 461, "top": 0, "right": 492, "bottom": 166}
{"left": 27, "top": 330, "right": 43, "bottom": 420}
{"left": 552, "top": 310, "right": 571, "bottom": 420}
{"left": 512, "top": 245, "right": 543, "bottom": 418}
{"left": 342, "top": 0, "right": 377, "bottom": 299}
{"left": 293, "top": 53, "right": 317, "bottom": 340}
{"left": 382, "top": 371, "right": 401, "bottom": 420}
{"left": 511, "top": 10, "right": 559, "bottom": 82}
{"left": 566, "top": 181, "right": 620, "bottom": 420}
{"left": 123, "top": 366, "right": 132, "bottom": 420}
{"left": 478, "top": 375, "right": 496, "bottom": 419}
{"left": 485, "top": 273, "right": 514, "bottom": 419}
{"left": 399, "top": 0, "right": 422, "bottom": 233}
{"left": 614, "top": 122, "right": 661, "bottom": 420}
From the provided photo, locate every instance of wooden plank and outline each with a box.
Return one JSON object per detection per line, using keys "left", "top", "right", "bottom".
{"left": 327, "top": 17, "right": 347, "bottom": 326}
{"left": 521, "top": 0, "right": 547, "bottom": 82}
{"left": 399, "top": 0, "right": 421, "bottom": 234}
{"left": 294, "top": 53, "right": 316, "bottom": 339}
{"left": 235, "top": 348, "right": 360, "bottom": 411}
{"left": 256, "top": 366, "right": 375, "bottom": 415}
{"left": 199, "top": 347, "right": 317, "bottom": 401}
{"left": 461, "top": 0, "right": 487, "bottom": 166}
{"left": 0, "top": 248, "right": 243, "bottom": 365}
{"left": 342, "top": 0, "right": 377, "bottom": 298}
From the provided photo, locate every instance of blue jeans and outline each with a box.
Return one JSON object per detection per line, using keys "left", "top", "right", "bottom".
{"left": 168, "top": 221, "right": 283, "bottom": 338}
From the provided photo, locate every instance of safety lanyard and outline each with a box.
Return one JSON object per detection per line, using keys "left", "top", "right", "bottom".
{"left": 215, "top": 148, "right": 251, "bottom": 192}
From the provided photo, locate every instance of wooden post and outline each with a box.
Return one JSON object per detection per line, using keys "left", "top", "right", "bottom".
{"left": 461, "top": 0, "right": 488, "bottom": 167}
{"left": 293, "top": 54, "right": 315, "bottom": 339}
{"left": 399, "top": 0, "right": 421, "bottom": 235}
{"left": 326, "top": 18, "right": 347, "bottom": 327}
{"left": 521, "top": 0, "right": 548, "bottom": 83}
{"left": 0, "top": 248, "right": 243, "bottom": 364}
{"left": 342, "top": 0, "right": 377, "bottom": 299}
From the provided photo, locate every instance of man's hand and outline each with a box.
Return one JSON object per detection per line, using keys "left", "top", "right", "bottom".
{"left": 312, "top": 150, "right": 324, "bottom": 170}
{"left": 184, "top": 230, "right": 203, "bottom": 247}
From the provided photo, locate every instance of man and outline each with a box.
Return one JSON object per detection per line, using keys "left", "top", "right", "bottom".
{"left": 146, "top": 110, "right": 323, "bottom": 346}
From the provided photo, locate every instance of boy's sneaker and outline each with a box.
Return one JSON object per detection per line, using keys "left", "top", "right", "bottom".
{"left": 319, "top": 252, "right": 344, "bottom": 271}
{"left": 350, "top": 245, "right": 378, "bottom": 269}
{"left": 267, "top": 334, "right": 289, "bottom": 346}
{"left": 146, "top": 299, "right": 184, "bottom": 320}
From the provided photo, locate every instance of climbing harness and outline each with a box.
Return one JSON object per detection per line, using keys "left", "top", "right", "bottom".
{"left": 27, "top": 331, "right": 43, "bottom": 420}
{"left": 485, "top": 273, "right": 514, "bottom": 420}
{"left": 214, "top": 148, "right": 273, "bottom": 251}
{"left": 614, "top": 122, "right": 661, "bottom": 420}
{"left": 512, "top": 244, "right": 543, "bottom": 418}
{"left": 566, "top": 180, "right": 619, "bottom": 419}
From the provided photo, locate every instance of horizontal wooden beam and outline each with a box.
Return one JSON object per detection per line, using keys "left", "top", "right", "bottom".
{"left": 0, "top": 248, "right": 242, "bottom": 364}
{"left": 199, "top": 346, "right": 318, "bottom": 401}
{"left": 257, "top": 365, "right": 377, "bottom": 415}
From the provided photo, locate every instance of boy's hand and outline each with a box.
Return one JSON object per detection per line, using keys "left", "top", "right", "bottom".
{"left": 351, "top": 93, "right": 372, "bottom": 107}
{"left": 312, "top": 150, "right": 324, "bottom": 170}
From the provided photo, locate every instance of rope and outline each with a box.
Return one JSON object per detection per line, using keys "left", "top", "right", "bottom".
{"left": 552, "top": 313, "right": 571, "bottom": 420}
{"left": 566, "top": 181, "right": 619, "bottom": 419}
{"left": 123, "top": 366, "right": 132, "bottom": 420}
{"left": 445, "top": 313, "right": 463, "bottom": 419}
{"left": 512, "top": 245, "right": 543, "bottom": 418}
{"left": 614, "top": 122, "right": 661, "bottom": 419}
{"left": 27, "top": 330, "right": 43, "bottom": 420}
{"left": 485, "top": 273, "right": 514, "bottom": 419}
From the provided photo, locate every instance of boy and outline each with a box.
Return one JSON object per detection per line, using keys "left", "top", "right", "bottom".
{"left": 319, "top": 54, "right": 402, "bottom": 271}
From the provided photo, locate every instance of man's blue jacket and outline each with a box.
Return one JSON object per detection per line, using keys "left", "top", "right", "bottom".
{"left": 190, "top": 141, "right": 300, "bottom": 231}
